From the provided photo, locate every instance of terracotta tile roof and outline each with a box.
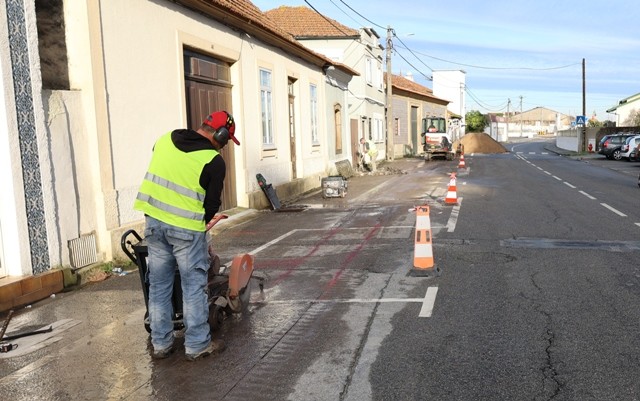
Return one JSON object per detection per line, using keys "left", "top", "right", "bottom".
{"left": 384, "top": 72, "right": 450, "bottom": 104}
{"left": 198, "top": 0, "right": 297, "bottom": 40}
{"left": 264, "top": 6, "right": 360, "bottom": 38}
{"left": 177, "top": 1, "right": 338, "bottom": 69}
{"left": 385, "top": 73, "right": 449, "bottom": 104}
{"left": 390, "top": 73, "right": 432, "bottom": 96}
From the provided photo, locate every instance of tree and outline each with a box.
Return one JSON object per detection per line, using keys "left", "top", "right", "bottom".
{"left": 465, "top": 110, "right": 487, "bottom": 132}
{"left": 622, "top": 109, "right": 640, "bottom": 126}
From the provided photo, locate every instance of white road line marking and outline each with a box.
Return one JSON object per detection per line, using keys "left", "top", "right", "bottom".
{"left": 261, "top": 298, "right": 427, "bottom": 304}
{"left": 255, "top": 290, "right": 440, "bottom": 318}
{"left": 579, "top": 190, "right": 596, "bottom": 200}
{"left": 544, "top": 171, "right": 552, "bottom": 175}
{"left": 446, "top": 197, "right": 462, "bottom": 232}
{"left": 563, "top": 182, "right": 577, "bottom": 188}
{"left": 251, "top": 226, "right": 417, "bottom": 256}
{"left": 250, "top": 229, "right": 299, "bottom": 255}
{"left": 636, "top": 223, "right": 640, "bottom": 228}
{"left": 601, "top": 203, "right": 627, "bottom": 217}
{"left": 419, "top": 287, "right": 439, "bottom": 317}
{"left": 552, "top": 175, "right": 562, "bottom": 181}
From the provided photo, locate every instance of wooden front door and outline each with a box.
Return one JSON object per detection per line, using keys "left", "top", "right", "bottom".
{"left": 184, "top": 51, "right": 236, "bottom": 211}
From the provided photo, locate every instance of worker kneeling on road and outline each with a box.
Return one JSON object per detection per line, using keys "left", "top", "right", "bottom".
{"left": 360, "top": 137, "right": 379, "bottom": 172}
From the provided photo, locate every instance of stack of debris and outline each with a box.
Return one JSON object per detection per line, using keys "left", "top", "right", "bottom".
{"left": 453, "top": 132, "right": 508, "bottom": 154}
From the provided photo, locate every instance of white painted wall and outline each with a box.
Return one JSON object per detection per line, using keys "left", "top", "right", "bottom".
{"left": 432, "top": 70, "right": 466, "bottom": 127}
{"left": 299, "top": 32, "right": 385, "bottom": 161}
{"left": 0, "top": 0, "right": 56, "bottom": 276}
{"left": 2, "top": 0, "right": 335, "bottom": 273}
{"left": 66, "top": 0, "right": 327, "bottom": 259}
{"left": 615, "top": 101, "right": 640, "bottom": 126}
{"left": 0, "top": 6, "right": 30, "bottom": 277}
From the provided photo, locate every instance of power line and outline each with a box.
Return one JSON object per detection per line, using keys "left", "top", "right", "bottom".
{"left": 465, "top": 85, "right": 508, "bottom": 112}
{"left": 309, "top": 0, "right": 576, "bottom": 114}
{"left": 392, "top": 31, "right": 434, "bottom": 74}
{"left": 337, "top": 0, "right": 386, "bottom": 30}
{"left": 394, "top": 47, "right": 432, "bottom": 81}
{"left": 303, "top": 0, "right": 353, "bottom": 37}
{"left": 327, "top": 0, "right": 365, "bottom": 28}
{"left": 394, "top": 44, "right": 581, "bottom": 71}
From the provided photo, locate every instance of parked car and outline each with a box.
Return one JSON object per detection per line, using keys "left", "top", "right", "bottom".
{"left": 597, "top": 134, "right": 613, "bottom": 152}
{"left": 598, "top": 133, "right": 637, "bottom": 160}
{"left": 629, "top": 142, "right": 640, "bottom": 162}
{"left": 620, "top": 135, "right": 640, "bottom": 161}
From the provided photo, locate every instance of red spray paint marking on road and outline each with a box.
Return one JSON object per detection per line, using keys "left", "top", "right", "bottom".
{"left": 320, "top": 223, "right": 381, "bottom": 299}
{"left": 269, "top": 227, "right": 342, "bottom": 286}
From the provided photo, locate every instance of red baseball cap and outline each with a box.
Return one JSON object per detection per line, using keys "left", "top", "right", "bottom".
{"left": 203, "top": 111, "right": 239, "bottom": 145}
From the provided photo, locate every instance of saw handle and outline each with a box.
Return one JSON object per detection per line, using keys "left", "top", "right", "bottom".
{"left": 206, "top": 214, "right": 228, "bottom": 232}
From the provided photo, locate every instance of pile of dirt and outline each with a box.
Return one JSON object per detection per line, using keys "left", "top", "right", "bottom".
{"left": 454, "top": 132, "right": 507, "bottom": 154}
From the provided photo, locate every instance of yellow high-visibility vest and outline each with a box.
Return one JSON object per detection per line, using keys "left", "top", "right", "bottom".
{"left": 134, "top": 132, "right": 218, "bottom": 231}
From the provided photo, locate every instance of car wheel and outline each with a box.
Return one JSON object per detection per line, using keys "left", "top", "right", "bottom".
{"left": 613, "top": 149, "right": 622, "bottom": 160}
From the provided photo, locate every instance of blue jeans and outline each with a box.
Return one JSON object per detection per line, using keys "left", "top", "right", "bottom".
{"left": 144, "top": 216, "right": 211, "bottom": 354}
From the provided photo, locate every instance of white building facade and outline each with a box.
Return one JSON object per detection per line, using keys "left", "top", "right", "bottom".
{"left": 0, "top": 0, "right": 346, "bottom": 279}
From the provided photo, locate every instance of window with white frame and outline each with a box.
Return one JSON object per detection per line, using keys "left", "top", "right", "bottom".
{"left": 372, "top": 115, "right": 384, "bottom": 142}
{"left": 260, "top": 68, "right": 274, "bottom": 145}
{"left": 365, "top": 56, "right": 373, "bottom": 85}
{"left": 376, "top": 60, "right": 383, "bottom": 90}
{"left": 310, "top": 84, "right": 318, "bottom": 143}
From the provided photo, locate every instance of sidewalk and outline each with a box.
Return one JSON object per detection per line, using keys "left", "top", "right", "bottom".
{"left": 543, "top": 142, "right": 601, "bottom": 160}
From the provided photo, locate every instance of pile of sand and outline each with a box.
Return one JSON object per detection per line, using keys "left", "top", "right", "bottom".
{"left": 453, "top": 132, "right": 507, "bottom": 154}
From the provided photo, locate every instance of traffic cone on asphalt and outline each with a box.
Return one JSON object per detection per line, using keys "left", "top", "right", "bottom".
{"left": 410, "top": 205, "right": 439, "bottom": 276}
{"left": 445, "top": 173, "right": 458, "bottom": 205}
{"left": 458, "top": 153, "right": 466, "bottom": 169}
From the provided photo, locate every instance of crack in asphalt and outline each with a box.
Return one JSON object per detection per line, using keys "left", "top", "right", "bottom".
{"left": 526, "top": 272, "right": 562, "bottom": 400}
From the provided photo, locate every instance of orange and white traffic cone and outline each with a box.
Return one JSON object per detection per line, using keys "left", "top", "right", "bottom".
{"left": 410, "top": 205, "right": 439, "bottom": 276}
{"left": 445, "top": 173, "right": 458, "bottom": 205}
{"left": 458, "top": 153, "right": 466, "bottom": 169}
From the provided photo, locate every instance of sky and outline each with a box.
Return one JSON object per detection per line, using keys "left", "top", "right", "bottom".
{"left": 251, "top": 0, "right": 640, "bottom": 122}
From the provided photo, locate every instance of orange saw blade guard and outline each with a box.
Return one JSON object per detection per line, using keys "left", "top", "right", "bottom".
{"left": 228, "top": 253, "right": 255, "bottom": 298}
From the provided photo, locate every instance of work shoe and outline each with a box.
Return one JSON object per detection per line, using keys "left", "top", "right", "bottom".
{"left": 152, "top": 343, "right": 175, "bottom": 359}
{"left": 185, "top": 339, "right": 225, "bottom": 361}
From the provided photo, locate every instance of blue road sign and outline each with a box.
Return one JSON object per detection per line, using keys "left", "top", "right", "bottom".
{"left": 576, "top": 115, "right": 586, "bottom": 125}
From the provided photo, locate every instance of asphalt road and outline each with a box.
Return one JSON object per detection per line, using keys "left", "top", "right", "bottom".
{"left": 2, "top": 140, "right": 640, "bottom": 401}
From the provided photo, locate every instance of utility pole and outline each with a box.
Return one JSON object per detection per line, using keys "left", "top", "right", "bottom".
{"left": 582, "top": 58, "right": 586, "bottom": 152}
{"left": 506, "top": 98, "right": 511, "bottom": 140}
{"left": 519, "top": 95, "right": 523, "bottom": 137}
{"left": 385, "top": 26, "right": 394, "bottom": 160}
